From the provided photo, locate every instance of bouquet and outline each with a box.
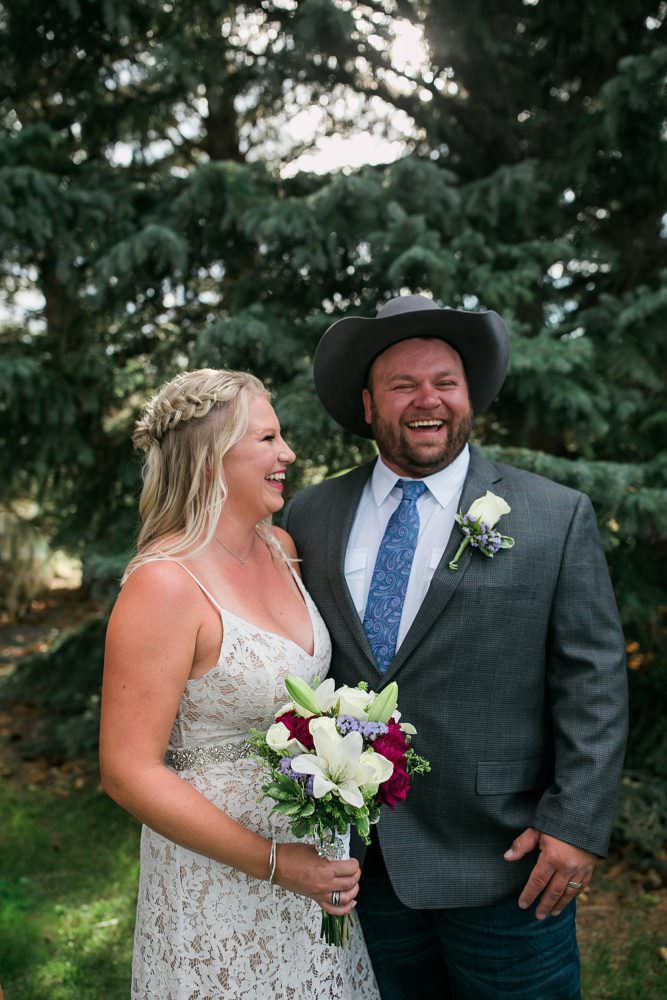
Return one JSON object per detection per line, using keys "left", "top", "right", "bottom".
{"left": 250, "top": 675, "right": 430, "bottom": 946}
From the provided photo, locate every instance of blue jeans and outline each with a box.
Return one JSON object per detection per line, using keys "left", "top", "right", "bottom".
{"left": 357, "top": 842, "right": 580, "bottom": 1000}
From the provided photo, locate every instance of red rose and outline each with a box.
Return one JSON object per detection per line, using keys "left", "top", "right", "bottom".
{"left": 276, "top": 710, "right": 298, "bottom": 735}
{"left": 373, "top": 722, "right": 408, "bottom": 764}
{"left": 293, "top": 715, "right": 315, "bottom": 750}
{"left": 276, "top": 711, "right": 315, "bottom": 750}
{"left": 378, "top": 766, "right": 411, "bottom": 809}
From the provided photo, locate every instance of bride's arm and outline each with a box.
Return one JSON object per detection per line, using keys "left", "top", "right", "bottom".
{"left": 99, "top": 563, "right": 359, "bottom": 913}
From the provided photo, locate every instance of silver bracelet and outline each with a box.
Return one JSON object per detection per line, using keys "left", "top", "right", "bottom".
{"left": 268, "top": 838, "right": 278, "bottom": 885}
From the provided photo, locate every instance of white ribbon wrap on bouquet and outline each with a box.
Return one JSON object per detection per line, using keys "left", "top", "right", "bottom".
{"left": 315, "top": 827, "right": 354, "bottom": 946}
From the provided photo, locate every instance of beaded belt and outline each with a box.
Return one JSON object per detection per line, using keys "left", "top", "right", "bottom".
{"left": 165, "top": 740, "right": 253, "bottom": 771}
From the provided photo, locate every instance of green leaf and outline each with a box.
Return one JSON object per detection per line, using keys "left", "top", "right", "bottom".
{"left": 271, "top": 801, "right": 303, "bottom": 816}
{"left": 265, "top": 785, "right": 297, "bottom": 802}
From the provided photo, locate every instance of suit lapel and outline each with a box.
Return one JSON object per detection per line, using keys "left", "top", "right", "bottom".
{"left": 326, "top": 463, "right": 377, "bottom": 670}
{"left": 383, "top": 448, "right": 504, "bottom": 681}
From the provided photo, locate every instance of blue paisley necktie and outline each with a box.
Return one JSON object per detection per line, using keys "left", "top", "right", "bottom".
{"left": 363, "top": 479, "right": 427, "bottom": 673}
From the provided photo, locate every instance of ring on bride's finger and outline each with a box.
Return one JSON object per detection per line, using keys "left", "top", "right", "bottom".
{"left": 566, "top": 880, "right": 584, "bottom": 890}
{"left": 331, "top": 890, "right": 341, "bottom": 906}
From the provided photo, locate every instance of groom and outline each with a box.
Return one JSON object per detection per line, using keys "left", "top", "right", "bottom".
{"left": 284, "top": 295, "right": 628, "bottom": 999}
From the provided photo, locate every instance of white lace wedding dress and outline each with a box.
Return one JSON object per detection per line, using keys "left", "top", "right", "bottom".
{"left": 131, "top": 562, "right": 379, "bottom": 1000}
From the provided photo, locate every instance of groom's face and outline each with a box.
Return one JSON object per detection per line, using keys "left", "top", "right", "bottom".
{"left": 362, "top": 337, "right": 472, "bottom": 478}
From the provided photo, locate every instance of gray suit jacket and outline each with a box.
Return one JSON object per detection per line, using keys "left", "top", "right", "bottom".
{"left": 284, "top": 447, "right": 628, "bottom": 909}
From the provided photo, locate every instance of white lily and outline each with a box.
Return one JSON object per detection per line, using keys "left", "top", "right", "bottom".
{"left": 391, "top": 709, "right": 417, "bottom": 736}
{"left": 285, "top": 676, "right": 338, "bottom": 718}
{"left": 291, "top": 717, "right": 392, "bottom": 808}
{"left": 366, "top": 682, "right": 398, "bottom": 723}
{"left": 313, "top": 677, "right": 339, "bottom": 713}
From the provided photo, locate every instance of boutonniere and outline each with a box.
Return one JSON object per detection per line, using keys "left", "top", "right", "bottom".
{"left": 449, "top": 491, "right": 515, "bottom": 571}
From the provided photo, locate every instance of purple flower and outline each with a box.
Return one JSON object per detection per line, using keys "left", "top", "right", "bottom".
{"left": 278, "top": 756, "right": 315, "bottom": 796}
{"left": 303, "top": 775, "right": 315, "bottom": 796}
{"left": 336, "top": 715, "right": 389, "bottom": 740}
{"left": 278, "top": 757, "right": 297, "bottom": 778}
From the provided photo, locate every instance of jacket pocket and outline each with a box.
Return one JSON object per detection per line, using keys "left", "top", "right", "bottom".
{"left": 476, "top": 757, "right": 548, "bottom": 795}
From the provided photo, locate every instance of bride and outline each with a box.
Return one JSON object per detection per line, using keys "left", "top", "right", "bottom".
{"left": 99, "top": 368, "right": 379, "bottom": 999}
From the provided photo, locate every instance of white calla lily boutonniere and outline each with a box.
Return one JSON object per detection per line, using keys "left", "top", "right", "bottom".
{"left": 449, "top": 490, "right": 515, "bottom": 571}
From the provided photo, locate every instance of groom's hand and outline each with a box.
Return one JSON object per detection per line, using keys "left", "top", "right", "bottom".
{"left": 504, "top": 827, "right": 596, "bottom": 919}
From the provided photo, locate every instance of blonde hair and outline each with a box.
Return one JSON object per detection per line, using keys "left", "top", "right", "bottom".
{"left": 123, "top": 368, "right": 269, "bottom": 582}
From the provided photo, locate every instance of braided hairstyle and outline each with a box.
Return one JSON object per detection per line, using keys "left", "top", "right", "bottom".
{"left": 124, "top": 368, "right": 269, "bottom": 581}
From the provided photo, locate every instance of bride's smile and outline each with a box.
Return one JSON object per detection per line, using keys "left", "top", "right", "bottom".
{"left": 222, "top": 395, "right": 296, "bottom": 520}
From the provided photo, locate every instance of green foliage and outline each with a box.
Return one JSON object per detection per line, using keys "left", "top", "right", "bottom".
{"left": 0, "top": 783, "right": 138, "bottom": 998}
{"left": 614, "top": 771, "right": 667, "bottom": 856}
{"left": 625, "top": 665, "right": 667, "bottom": 780}
{"left": 0, "top": 616, "right": 108, "bottom": 758}
{"left": 404, "top": 747, "right": 432, "bottom": 778}
{"left": 611, "top": 656, "right": 667, "bottom": 854}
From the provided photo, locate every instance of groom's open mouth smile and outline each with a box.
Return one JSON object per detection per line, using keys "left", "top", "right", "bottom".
{"left": 404, "top": 418, "right": 446, "bottom": 435}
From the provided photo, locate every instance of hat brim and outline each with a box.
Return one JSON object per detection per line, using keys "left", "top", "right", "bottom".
{"left": 313, "top": 307, "right": 510, "bottom": 438}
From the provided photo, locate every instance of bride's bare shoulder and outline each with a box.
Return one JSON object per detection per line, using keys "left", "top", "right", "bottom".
{"left": 270, "top": 525, "right": 299, "bottom": 561}
{"left": 113, "top": 558, "right": 208, "bottom": 630}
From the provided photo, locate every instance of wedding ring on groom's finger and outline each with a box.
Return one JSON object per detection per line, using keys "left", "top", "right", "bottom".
{"left": 566, "top": 881, "right": 584, "bottom": 890}
{"left": 331, "top": 890, "right": 341, "bottom": 906}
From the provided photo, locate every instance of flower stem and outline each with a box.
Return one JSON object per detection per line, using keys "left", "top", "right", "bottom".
{"left": 449, "top": 537, "right": 470, "bottom": 571}
{"left": 321, "top": 912, "right": 351, "bottom": 947}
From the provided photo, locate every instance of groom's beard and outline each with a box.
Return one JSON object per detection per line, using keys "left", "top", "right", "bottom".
{"left": 369, "top": 405, "right": 472, "bottom": 479}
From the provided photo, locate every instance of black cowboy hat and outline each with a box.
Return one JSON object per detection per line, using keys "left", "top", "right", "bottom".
{"left": 313, "top": 294, "right": 510, "bottom": 438}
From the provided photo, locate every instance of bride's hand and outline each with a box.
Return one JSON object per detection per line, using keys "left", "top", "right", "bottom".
{"left": 273, "top": 842, "right": 361, "bottom": 915}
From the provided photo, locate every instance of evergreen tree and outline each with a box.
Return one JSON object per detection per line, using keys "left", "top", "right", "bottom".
{"left": 408, "top": 0, "right": 667, "bottom": 660}
{"left": 0, "top": 0, "right": 402, "bottom": 554}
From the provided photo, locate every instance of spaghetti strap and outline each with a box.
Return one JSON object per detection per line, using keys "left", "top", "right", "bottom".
{"left": 265, "top": 531, "right": 310, "bottom": 604}
{"left": 287, "top": 560, "right": 309, "bottom": 599}
{"left": 166, "top": 560, "right": 225, "bottom": 616}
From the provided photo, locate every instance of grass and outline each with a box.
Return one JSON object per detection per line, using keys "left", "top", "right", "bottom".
{"left": 578, "top": 889, "right": 667, "bottom": 1000}
{"left": 1, "top": 778, "right": 666, "bottom": 999}
{"left": 0, "top": 780, "right": 139, "bottom": 999}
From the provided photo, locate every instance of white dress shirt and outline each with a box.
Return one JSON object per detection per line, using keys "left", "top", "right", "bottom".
{"left": 344, "top": 446, "right": 470, "bottom": 649}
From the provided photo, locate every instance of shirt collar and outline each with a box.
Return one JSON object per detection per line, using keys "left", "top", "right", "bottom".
{"left": 370, "top": 445, "right": 470, "bottom": 508}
